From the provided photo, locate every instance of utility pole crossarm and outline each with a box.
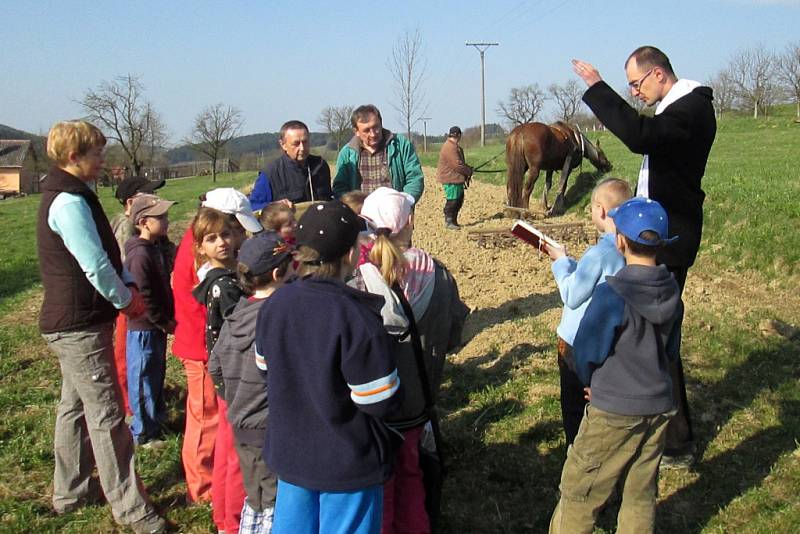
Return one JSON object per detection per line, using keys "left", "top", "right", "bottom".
{"left": 466, "top": 42, "right": 499, "bottom": 146}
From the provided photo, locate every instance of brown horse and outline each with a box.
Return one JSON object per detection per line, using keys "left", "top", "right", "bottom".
{"left": 505, "top": 121, "right": 612, "bottom": 214}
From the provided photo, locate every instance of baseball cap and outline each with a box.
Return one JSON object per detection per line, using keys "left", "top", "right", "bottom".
{"left": 202, "top": 188, "right": 263, "bottom": 233}
{"left": 608, "top": 197, "right": 678, "bottom": 246}
{"left": 296, "top": 201, "right": 362, "bottom": 262}
{"left": 238, "top": 231, "right": 293, "bottom": 276}
{"left": 360, "top": 187, "right": 415, "bottom": 236}
{"left": 129, "top": 194, "right": 175, "bottom": 225}
{"left": 115, "top": 176, "right": 166, "bottom": 204}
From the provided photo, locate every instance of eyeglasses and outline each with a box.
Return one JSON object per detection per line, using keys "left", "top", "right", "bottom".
{"left": 628, "top": 68, "right": 655, "bottom": 92}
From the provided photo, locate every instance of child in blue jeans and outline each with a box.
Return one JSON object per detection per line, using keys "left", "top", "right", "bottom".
{"left": 124, "top": 193, "right": 176, "bottom": 446}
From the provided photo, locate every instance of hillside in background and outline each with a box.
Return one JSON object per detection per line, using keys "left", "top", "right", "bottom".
{"left": 165, "top": 131, "right": 329, "bottom": 164}
{"left": 0, "top": 124, "right": 48, "bottom": 171}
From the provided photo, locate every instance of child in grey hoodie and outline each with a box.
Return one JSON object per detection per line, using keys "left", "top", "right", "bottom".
{"left": 210, "top": 231, "right": 293, "bottom": 533}
{"left": 549, "top": 197, "right": 682, "bottom": 534}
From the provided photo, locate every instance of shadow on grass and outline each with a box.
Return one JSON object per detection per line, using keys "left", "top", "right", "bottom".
{"left": 438, "top": 394, "right": 564, "bottom": 532}
{"left": 463, "top": 290, "right": 560, "bottom": 344}
{"left": 436, "top": 339, "right": 564, "bottom": 532}
{"left": 0, "top": 266, "right": 40, "bottom": 309}
{"left": 656, "top": 338, "right": 800, "bottom": 533}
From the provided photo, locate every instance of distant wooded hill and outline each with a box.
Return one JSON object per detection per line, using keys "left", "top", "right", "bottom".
{"left": 165, "top": 131, "right": 329, "bottom": 164}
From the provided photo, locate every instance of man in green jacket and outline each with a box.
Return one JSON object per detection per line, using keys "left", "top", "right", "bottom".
{"left": 332, "top": 104, "right": 424, "bottom": 202}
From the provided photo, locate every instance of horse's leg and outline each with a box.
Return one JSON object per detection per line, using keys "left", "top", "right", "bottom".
{"left": 523, "top": 167, "right": 539, "bottom": 210}
{"left": 541, "top": 170, "right": 553, "bottom": 212}
{"left": 549, "top": 154, "right": 573, "bottom": 216}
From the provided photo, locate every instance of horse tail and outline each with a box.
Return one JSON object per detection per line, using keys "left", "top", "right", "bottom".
{"left": 505, "top": 127, "right": 527, "bottom": 207}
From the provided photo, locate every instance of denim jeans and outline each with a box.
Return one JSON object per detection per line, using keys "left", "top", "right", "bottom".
{"left": 126, "top": 329, "right": 167, "bottom": 443}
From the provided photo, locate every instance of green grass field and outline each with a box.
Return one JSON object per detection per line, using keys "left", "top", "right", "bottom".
{"left": 1, "top": 109, "right": 799, "bottom": 533}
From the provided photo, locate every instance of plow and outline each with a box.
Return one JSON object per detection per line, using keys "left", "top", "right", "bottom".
{"left": 467, "top": 221, "right": 595, "bottom": 250}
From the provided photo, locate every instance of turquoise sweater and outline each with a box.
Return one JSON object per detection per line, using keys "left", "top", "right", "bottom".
{"left": 332, "top": 131, "right": 425, "bottom": 202}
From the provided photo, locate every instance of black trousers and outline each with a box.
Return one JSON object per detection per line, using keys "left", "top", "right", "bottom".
{"left": 557, "top": 338, "right": 587, "bottom": 445}
{"left": 443, "top": 194, "right": 464, "bottom": 222}
{"left": 664, "top": 266, "right": 694, "bottom": 454}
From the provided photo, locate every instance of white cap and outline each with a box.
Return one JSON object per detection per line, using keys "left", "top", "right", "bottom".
{"left": 202, "top": 188, "right": 263, "bottom": 233}
{"left": 360, "top": 187, "right": 415, "bottom": 235}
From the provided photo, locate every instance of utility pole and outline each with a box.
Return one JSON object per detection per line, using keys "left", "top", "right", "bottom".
{"left": 466, "top": 42, "right": 498, "bottom": 146}
{"left": 418, "top": 116, "right": 432, "bottom": 152}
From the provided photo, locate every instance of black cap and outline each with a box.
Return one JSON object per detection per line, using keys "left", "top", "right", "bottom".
{"left": 115, "top": 176, "right": 166, "bottom": 204}
{"left": 296, "top": 201, "right": 361, "bottom": 262}
{"left": 238, "top": 231, "right": 293, "bottom": 276}
{"left": 448, "top": 126, "right": 462, "bottom": 137}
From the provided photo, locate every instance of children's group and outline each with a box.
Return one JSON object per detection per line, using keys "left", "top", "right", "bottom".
{"left": 38, "top": 115, "right": 686, "bottom": 534}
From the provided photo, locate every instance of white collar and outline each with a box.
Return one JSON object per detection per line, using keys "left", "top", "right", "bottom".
{"left": 655, "top": 79, "right": 701, "bottom": 115}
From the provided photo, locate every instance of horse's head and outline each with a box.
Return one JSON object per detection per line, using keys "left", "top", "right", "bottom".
{"left": 585, "top": 137, "right": 612, "bottom": 172}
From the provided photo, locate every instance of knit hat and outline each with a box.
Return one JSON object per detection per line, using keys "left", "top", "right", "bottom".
{"left": 238, "top": 231, "right": 293, "bottom": 276}
{"left": 202, "top": 188, "right": 263, "bottom": 233}
{"left": 115, "top": 176, "right": 165, "bottom": 204}
{"left": 129, "top": 194, "right": 175, "bottom": 225}
{"left": 296, "top": 201, "right": 361, "bottom": 262}
{"left": 609, "top": 197, "right": 678, "bottom": 246}
{"left": 448, "top": 126, "right": 462, "bottom": 137}
{"left": 360, "top": 187, "right": 415, "bottom": 236}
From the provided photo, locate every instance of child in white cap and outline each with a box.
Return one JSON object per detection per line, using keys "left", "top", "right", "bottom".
{"left": 359, "top": 187, "right": 468, "bottom": 532}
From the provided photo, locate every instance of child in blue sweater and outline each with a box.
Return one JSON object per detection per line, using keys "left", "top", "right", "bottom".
{"left": 545, "top": 178, "right": 631, "bottom": 444}
{"left": 254, "top": 201, "right": 401, "bottom": 534}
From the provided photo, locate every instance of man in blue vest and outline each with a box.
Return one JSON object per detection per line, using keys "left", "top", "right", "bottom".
{"left": 249, "top": 120, "right": 333, "bottom": 210}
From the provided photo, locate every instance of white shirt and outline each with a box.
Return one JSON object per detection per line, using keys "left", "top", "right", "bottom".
{"left": 637, "top": 79, "right": 702, "bottom": 198}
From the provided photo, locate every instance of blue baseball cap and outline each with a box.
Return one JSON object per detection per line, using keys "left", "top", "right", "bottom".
{"left": 238, "top": 231, "right": 293, "bottom": 275}
{"left": 608, "top": 197, "right": 678, "bottom": 246}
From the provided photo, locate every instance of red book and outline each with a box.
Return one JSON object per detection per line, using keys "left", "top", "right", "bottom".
{"left": 511, "top": 219, "right": 564, "bottom": 252}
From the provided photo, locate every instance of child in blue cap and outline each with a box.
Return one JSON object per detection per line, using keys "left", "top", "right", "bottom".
{"left": 549, "top": 197, "right": 683, "bottom": 534}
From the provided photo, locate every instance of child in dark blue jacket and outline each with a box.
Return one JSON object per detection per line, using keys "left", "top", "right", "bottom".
{"left": 255, "top": 201, "right": 401, "bottom": 534}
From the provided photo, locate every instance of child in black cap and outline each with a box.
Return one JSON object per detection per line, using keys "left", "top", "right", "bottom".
{"left": 210, "top": 231, "right": 294, "bottom": 533}
{"left": 549, "top": 197, "right": 682, "bottom": 534}
{"left": 254, "top": 200, "right": 401, "bottom": 533}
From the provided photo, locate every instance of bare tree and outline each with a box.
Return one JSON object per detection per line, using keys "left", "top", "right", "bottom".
{"left": 707, "top": 70, "right": 736, "bottom": 119}
{"left": 548, "top": 80, "right": 584, "bottom": 122}
{"left": 778, "top": 41, "right": 800, "bottom": 119}
{"left": 187, "top": 103, "right": 244, "bottom": 182}
{"left": 496, "top": 84, "right": 546, "bottom": 126}
{"left": 726, "top": 45, "right": 778, "bottom": 119}
{"left": 317, "top": 105, "right": 354, "bottom": 151}
{"left": 80, "top": 74, "right": 167, "bottom": 174}
{"left": 387, "top": 29, "right": 428, "bottom": 141}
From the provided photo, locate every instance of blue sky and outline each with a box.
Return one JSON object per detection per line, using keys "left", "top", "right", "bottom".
{"left": 3, "top": 0, "right": 798, "bottom": 142}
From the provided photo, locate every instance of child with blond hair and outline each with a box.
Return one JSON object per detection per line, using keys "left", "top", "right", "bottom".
{"left": 545, "top": 177, "right": 632, "bottom": 444}
{"left": 359, "top": 187, "right": 468, "bottom": 532}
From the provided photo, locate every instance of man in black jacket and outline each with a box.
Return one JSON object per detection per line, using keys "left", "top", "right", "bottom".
{"left": 572, "top": 46, "right": 717, "bottom": 466}
{"left": 249, "top": 120, "right": 332, "bottom": 210}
